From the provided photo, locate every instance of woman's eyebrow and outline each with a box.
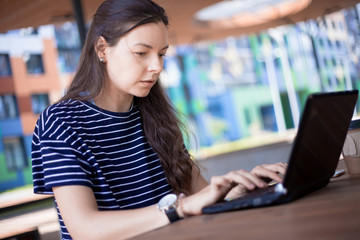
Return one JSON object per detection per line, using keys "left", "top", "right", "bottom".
{"left": 133, "top": 42, "right": 169, "bottom": 50}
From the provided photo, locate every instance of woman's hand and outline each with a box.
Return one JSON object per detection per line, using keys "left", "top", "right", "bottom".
{"left": 180, "top": 162, "right": 287, "bottom": 216}
{"left": 226, "top": 162, "right": 287, "bottom": 199}
{"left": 250, "top": 162, "right": 287, "bottom": 183}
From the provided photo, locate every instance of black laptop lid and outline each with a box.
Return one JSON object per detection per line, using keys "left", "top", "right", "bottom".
{"left": 283, "top": 90, "right": 358, "bottom": 198}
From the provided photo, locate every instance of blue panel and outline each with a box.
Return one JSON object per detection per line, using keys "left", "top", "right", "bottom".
{"left": 24, "top": 135, "right": 33, "bottom": 157}
{"left": 0, "top": 170, "right": 25, "bottom": 192}
{"left": 0, "top": 118, "right": 23, "bottom": 137}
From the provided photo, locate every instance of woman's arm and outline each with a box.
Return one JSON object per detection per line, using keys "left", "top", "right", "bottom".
{"left": 53, "top": 185, "right": 169, "bottom": 240}
{"left": 54, "top": 165, "right": 209, "bottom": 240}
{"left": 54, "top": 162, "right": 287, "bottom": 239}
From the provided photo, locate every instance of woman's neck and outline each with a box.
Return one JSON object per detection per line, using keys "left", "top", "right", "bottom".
{"left": 94, "top": 92, "right": 133, "bottom": 113}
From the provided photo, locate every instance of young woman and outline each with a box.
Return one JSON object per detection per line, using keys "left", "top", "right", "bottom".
{"left": 31, "top": 0, "right": 286, "bottom": 239}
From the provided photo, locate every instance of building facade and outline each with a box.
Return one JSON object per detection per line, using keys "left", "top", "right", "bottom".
{"left": 0, "top": 5, "right": 359, "bottom": 192}
{"left": 164, "top": 7, "right": 360, "bottom": 150}
{"left": 0, "top": 26, "right": 62, "bottom": 192}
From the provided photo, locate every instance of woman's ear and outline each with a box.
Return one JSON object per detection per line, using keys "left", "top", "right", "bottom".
{"left": 95, "top": 36, "right": 108, "bottom": 63}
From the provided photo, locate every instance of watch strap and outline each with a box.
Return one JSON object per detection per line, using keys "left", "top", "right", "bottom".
{"left": 165, "top": 207, "right": 181, "bottom": 223}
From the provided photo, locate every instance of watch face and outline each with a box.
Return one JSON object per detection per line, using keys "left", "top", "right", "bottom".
{"left": 158, "top": 194, "right": 177, "bottom": 210}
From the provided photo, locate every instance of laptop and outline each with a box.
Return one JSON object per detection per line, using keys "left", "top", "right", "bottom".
{"left": 202, "top": 90, "right": 359, "bottom": 214}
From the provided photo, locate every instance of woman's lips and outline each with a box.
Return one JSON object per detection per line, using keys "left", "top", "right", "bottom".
{"left": 140, "top": 79, "right": 156, "bottom": 87}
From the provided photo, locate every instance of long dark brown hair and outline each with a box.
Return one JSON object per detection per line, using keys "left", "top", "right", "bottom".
{"left": 59, "top": 0, "right": 197, "bottom": 195}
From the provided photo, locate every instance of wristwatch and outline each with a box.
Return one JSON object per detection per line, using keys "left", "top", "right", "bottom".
{"left": 157, "top": 193, "right": 181, "bottom": 223}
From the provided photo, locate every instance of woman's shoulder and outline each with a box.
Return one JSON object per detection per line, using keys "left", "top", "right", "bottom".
{"left": 36, "top": 99, "right": 90, "bottom": 127}
{"left": 34, "top": 99, "right": 98, "bottom": 137}
{"left": 42, "top": 99, "right": 87, "bottom": 117}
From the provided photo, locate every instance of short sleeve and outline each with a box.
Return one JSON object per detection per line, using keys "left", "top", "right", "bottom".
{"left": 31, "top": 111, "right": 93, "bottom": 195}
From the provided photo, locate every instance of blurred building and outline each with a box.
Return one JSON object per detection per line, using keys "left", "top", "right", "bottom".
{"left": 164, "top": 7, "right": 360, "bottom": 149}
{"left": 0, "top": 5, "right": 359, "bottom": 192}
{"left": 0, "top": 26, "right": 62, "bottom": 191}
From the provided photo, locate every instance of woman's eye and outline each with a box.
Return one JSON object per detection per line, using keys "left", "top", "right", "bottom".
{"left": 135, "top": 52, "right": 146, "bottom": 56}
{"left": 159, "top": 53, "right": 166, "bottom": 58}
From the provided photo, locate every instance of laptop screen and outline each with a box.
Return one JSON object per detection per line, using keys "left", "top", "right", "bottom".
{"left": 283, "top": 91, "right": 358, "bottom": 195}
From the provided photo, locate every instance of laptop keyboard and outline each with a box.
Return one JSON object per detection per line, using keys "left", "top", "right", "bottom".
{"left": 202, "top": 184, "right": 285, "bottom": 214}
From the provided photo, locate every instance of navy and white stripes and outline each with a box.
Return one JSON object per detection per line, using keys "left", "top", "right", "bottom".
{"left": 31, "top": 99, "right": 172, "bottom": 240}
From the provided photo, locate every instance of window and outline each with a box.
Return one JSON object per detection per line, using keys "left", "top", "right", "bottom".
{"left": 338, "top": 22, "right": 344, "bottom": 30}
{"left": 58, "top": 49, "right": 81, "bottom": 73}
{"left": 20, "top": 27, "right": 38, "bottom": 36}
{"left": 0, "top": 95, "right": 18, "bottom": 119}
{"left": 31, "top": 93, "right": 49, "bottom": 114}
{"left": 260, "top": 105, "right": 277, "bottom": 132}
{"left": 335, "top": 41, "right": 341, "bottom": 49}
{"left": 327, "top": 39, "right": 332, "bottom": 47}
{"left": 55, "top": 22, "right": 82, "bottom": 73}
{"left": 0, "top": 54, "right": 12, "bottom": 77}
{"left": 332, "top": 58, "right": 337, "bottom": 67}
{"left": 331, "top": 21, "right": 336, "bottom": 29}
{"left": 24, "top": 53, "right": 44, "bottom": 74}
{"left": 3, "top": 137, "right": 28, "bottom": 171}
{"left": 54, "top": 22, "right": 81, "bottom": 49}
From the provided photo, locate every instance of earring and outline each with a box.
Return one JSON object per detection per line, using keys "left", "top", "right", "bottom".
{"left": 100, "top": 57, "right": 105, "bottom": 62}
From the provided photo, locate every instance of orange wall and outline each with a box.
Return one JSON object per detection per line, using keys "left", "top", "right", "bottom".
{"left": 8, "top": 38, "right": 62, "bottom": 135}
{"left": 0, "top": 76, "right": 15, "bottom": 94}
{"left": 12, "top": 39, "right": 60, "bottom": 96}
{"left": 20, "top": 112, "right": 38, "bottom": 135}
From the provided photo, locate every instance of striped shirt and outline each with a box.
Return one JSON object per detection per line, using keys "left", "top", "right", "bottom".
{"left": 31, "top": 99, "right": 172, "bottom": 239}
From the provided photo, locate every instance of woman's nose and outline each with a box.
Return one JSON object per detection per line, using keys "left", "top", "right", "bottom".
{"left": 147, "top": 55, "right": 163, "bottom": 73}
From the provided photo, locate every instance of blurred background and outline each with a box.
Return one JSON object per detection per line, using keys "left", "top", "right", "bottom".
{"left": 0, "top": 0, "right": 359, "bottom": 238}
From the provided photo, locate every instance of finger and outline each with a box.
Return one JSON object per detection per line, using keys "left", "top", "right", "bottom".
{"left": 264, "top": 163, "right": 287, "bottom": 174}
{"left": 225, "top": 170, "right": 266, "bottom": 190}
{"left": 225, "top": 185, "right": 246, "bottom": 200}
{"left": 210, "top": 176, "right": 233, "bottom": 195}
{"left": 225, "top": 171, "right": 255, "bottom": 190}
{"left": 238, "top": 170, "right": 269, "bottom": 188}
{"left": 252, "top": 166, "right": 283, "bottom": 183}
{"left": 278, "top": 162, "right": 288, "bottom": 173}
{"left": 255, "top": 163, "right": 287, "bottom": 175}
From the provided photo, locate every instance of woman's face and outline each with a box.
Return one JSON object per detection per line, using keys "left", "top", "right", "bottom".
{"left": 103, "top": 22, "right": 168, "bottom": 101}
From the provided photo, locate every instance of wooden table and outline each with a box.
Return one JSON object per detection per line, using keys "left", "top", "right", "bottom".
{"left": 133, "top": 160, "right": 360, "bottom": 240}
